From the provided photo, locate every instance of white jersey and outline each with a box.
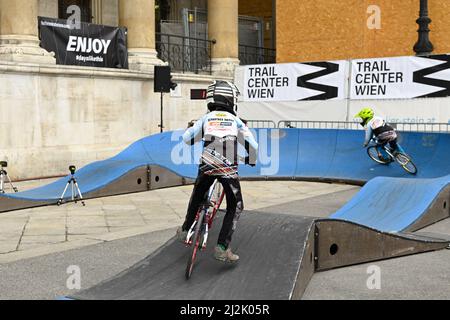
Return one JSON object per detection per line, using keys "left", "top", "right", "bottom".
{"left": 183, "top": 111, "right": 257, "bottom": 147}
{"left": 364, "top": 116, "right": 394, "bottom": 144}
{"left": 183, "top": 111, "right": 259, "bottom": 165}
{"left": 202, "top": 111, "right": 239, "bottom": 138}
{"left": 367, "top": 116, "right": 385, "bottom": 131}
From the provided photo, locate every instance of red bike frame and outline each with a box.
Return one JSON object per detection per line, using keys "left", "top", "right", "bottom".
{"left": 185, "top": 179, "right": 225, "bottom": 279}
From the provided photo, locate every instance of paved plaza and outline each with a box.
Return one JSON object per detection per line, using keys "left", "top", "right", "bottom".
{"left": 0, "top": 179, "right": 357, "bottom": 264}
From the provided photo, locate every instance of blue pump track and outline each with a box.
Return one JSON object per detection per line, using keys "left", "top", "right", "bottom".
{"left": 4, "top": 127, "right": 444, "bottom": 301}
{"left": 1, "top": 128, "right": 449, "bottom": 234}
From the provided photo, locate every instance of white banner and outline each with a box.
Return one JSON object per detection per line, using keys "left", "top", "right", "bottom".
{"left": 239, "top": 61, "right": 348, "bottom": 102}
{"left": 232, "top": 54, "right": 450, "bottom": 123}
{"left": 351, "top": 55, "right": 450, "bottom": 100}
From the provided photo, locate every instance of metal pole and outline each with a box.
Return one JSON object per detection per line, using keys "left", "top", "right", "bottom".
{"left": 413, "top": 0, "right": 434, "bottom": 56}
{"left": 160, "top": 92, "right": 164, "bottom": 133}
{"left": 345, "top": 60, "right": 352, "bottom": 124}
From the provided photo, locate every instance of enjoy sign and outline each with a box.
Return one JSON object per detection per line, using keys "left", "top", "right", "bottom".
{"left": 66, "top": 36, "right": 112, "bottom": 54}
{"left": 39, "top": 17, "right": 128, "bottom": 68}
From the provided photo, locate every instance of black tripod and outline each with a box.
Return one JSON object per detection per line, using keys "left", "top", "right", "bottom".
{"left": 57, "top": 165, "right": 85, "bottom": 206}
{"left": 0, "top": 161, "right": 18, "bottom": 194}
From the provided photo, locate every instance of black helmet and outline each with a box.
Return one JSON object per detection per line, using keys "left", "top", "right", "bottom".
{"left": 206, "top": 80, "right": 240, "bottom": 115}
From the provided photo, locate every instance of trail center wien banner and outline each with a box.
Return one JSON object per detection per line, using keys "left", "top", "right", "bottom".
{"left": 350, "top": 54, "right": 450, "bottom": 100}
{"left": 241, "top": 61, "right": 349, "bottom": 102}
{"left": 38, "top": 17, "right": 128, "bottom": 69}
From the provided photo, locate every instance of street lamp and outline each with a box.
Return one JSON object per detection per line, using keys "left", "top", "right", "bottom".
{"left": 413, "top": 0, "right": 434, "bottom": 56}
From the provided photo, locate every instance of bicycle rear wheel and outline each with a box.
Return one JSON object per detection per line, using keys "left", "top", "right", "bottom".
{"left": 367, "top": 146, "right": 391, "bottom": 165}
{"left": 395, "top": 153, "right": 418, "bottom": 175}
{"left": 211, "top": 182, "right": 223, "bottom": 207}
{"left": 209, "top": 182, "right": 224, "bottom": 221}
{"left": 185, "top": 208, "right": 205, "bottom": 280}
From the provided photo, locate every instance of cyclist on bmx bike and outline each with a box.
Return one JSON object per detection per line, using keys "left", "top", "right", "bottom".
{"left": 355, "top": 108, "right": 404, "bottom": 158}
{"left": 177, "top": 80, "right": 259, "bottom": 264}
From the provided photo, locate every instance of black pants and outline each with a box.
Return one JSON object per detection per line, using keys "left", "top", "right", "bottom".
{"left": 182, "top": 171, "right": 243, "bottom": 249}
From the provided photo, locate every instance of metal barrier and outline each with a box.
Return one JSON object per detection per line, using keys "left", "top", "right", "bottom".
{"left": 277, "top": 120, "right": 450, "bottom": 132}
{"left": 244, "top": 120, "right": 450, "bottom": 132}
{"left": 245, "top": 120, "right": 277, "bottom": 128}
{"left": 278, "top": 121, "right": 361, "bottom": 130}
{"left": 185, "top": 119, "right": 449, "bottom": 132}
{"left": 389, "top": 122, "right": 450, "bottom": 133}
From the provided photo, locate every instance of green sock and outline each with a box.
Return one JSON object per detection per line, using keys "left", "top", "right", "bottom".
{"left": 218, "top": 244, "right": 227, "bottom": 251}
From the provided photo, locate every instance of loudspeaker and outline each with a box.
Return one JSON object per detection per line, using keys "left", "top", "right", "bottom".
{"left": 154, "top": 66, "right": 172, "bottom": 93}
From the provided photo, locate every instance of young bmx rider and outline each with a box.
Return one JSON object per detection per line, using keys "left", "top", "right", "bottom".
{"left": 177, "top": 80, "right": 259, "bottom": 263}
{"left": 355, "top": 108, "right": 404, "bottom": 157}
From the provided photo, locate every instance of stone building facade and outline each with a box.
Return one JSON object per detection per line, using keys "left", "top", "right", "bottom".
{"left": 0, "top": 0, "right": 240, "bottom": 179}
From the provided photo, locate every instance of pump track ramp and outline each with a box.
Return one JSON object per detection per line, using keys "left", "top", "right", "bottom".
{"left": 0, "top": 128, "right": 449, "bottom": 299}
{"left": 70, "top": 211, "right": 448, "bottom": 300}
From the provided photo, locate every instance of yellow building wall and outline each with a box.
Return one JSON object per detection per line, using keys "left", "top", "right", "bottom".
{"left": 277, "top": 0, "right": 450, "bottom": 62}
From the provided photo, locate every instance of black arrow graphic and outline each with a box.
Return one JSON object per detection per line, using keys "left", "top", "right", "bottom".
{"left": 297, "top": 62, "right": 339, "bottom": 100}
{"left": 413, "top": 54, "right": 450, "bottom": 98}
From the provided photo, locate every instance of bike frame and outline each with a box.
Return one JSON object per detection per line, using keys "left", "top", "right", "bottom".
{"left": 377, "top": 144, "right": 395, "bottom": 160}
{"left": 184, "top": 156, "right": 249, "bottom": 279}
{"left": 367, "top": 139, "right": 417, "bottom": 174}
{"left": 369, "top": 138, "right": 398, "bottom": 160}
{"left": 185, "top": 179, "right": 225, "bottom": 250}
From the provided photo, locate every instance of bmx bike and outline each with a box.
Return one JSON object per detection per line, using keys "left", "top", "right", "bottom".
{"left": 366, "top": 139, "right": 417, "bottom": 175}
{"left": 184, "top": 178, "right": 225, "bottom": 280}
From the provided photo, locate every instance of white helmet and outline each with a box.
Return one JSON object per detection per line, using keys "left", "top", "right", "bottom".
{"left": 206, "top": 80, "right": 240, "bottom": 115}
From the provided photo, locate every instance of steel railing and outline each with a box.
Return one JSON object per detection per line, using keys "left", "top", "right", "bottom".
{"left": 278, "top": 121, "right": 361, "bottom": 130}
{"left": 389, "top": 122, "right": 450, "bottom": 133}
{"left": 245, "top": 120, "right": 277, "bottom": 128}
{"left": 242, "top": 120, "right": 450, "bottom": 132}
{"left": 239, "top": 45, "right": 276, "bottom": 65}
{"left": 156, "top": 32, "right": 214, "bottom": 74}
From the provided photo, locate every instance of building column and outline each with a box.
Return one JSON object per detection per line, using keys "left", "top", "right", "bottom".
{"left": 208, "top": 0, "right": 239, "bottom": 77}
{"left": 0, "top": 0, "right": 55, "bottom": 64}
{"left": 92, "top": 0, "right": 103, "bottom": 24}
{"left": 119, "top": 0, "right": 163, "bottom": 72}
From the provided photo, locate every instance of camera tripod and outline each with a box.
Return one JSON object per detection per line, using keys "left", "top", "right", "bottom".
{"left": 0, "top": 162, "right": 18, "bottom": 194}
{"left": 57, "top": 166, "right": 85, "bottom": 206}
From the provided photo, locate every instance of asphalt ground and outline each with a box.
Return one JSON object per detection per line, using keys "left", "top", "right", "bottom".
{"left": 0, "top": 186, "right": 448, "bottom": 300}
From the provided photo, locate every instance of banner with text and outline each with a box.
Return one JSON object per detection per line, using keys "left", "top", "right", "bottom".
{"left": 351, "top": 54, "right": 450, "bottom": 100}
{"left": 241, "top": 61, "right": 348, "bottom": 102}
{"left": 38, "top": 17, "right": 128, "bottom": 69}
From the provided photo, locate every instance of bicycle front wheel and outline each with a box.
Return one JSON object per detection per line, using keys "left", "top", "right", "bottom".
{"left": 395, "top": 153, "right": 418, "bottom": 175}
{"left": 185, "top": 208, "right": 205, "bottom": 280}
{"left": 367, "top": 146, "right": 391, "bottom": 165}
